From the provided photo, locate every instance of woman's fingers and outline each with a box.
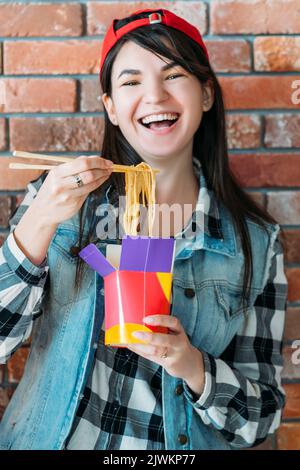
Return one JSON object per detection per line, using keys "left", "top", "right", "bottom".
{"left": 33, "top": 156, "right": 114, "bottom": 227}
{"left": 143, "top": 315, "right": 183, "bottom": 334}
{"left": 64, "top": 167, "right": 112, "bottom": 189}
{"left": 67, "top": 170, "right": 112, "bottom": 197}
{"left": 55, "top": 155, "right": 113, "bottom": 178}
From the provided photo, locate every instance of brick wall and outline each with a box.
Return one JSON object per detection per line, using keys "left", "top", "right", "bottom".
{"left": 0, "top": 0, "right": 299, "bottom": 450}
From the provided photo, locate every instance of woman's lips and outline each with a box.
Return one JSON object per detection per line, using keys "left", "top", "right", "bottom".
{"left": 138, "top": 116, "right": 180, "bottom": 135}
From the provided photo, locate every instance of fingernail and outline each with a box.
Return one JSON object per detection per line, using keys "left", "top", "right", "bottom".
{"left": 143, "top": 316, "right": 155, "bottom": 324}
{"left": 104, "top": 159, "right": 114, "bottom": 168}
{"left": 132, "top": 331, "right": 150, "bottom": 340}
{"left": 132, "top": 331, "right": 145, "bottom": 339}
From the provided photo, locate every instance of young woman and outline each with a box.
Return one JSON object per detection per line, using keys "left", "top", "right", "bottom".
{"left": 0, "top": 8, "right": 287, "bottom": 450}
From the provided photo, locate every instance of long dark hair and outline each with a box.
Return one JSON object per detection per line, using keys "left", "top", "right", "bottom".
{"left": 74, "top": 13, "right": 282, "bottom": 311}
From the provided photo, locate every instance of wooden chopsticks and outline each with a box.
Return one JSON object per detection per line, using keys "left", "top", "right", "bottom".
{"left": 9, "top": 151, "right": 160, "bottom": 174}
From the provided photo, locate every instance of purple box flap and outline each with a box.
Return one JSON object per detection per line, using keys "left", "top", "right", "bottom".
{"left": 146, "top": 238, "right": 175, "bottom": 272}
{"left": 119, "top": 236, "right": 150, "bottom": 271}
{"left": 79, "top": 243, "right": 115, "bottom": 277}
{"left": 119, "top": 236, "right": 175, "bottom": 273}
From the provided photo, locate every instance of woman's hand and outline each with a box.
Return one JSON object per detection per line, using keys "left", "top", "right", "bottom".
{"left": 128, "top": 315, "right": 205, "bottom": 395}
{"left": 32, "top": 155, "right": 114, "bottom": 228}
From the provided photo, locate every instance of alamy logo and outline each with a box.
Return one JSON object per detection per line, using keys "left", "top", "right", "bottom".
{"left": 95, "top": 198, "right": 205, "bottom": 240}
{"left": 291, "top": 80, "right": 300, "bottom": 105}
{"left": 291, "top": 340, "right": 300, "bottom": 365}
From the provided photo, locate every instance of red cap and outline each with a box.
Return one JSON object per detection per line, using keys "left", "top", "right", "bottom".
{"left": 99, "top": 8, "right": 209, "bottom": 80}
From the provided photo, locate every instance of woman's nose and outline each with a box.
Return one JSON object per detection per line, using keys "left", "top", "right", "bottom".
{"left": 142, "top": 81, "right": 169, "bottom": 103}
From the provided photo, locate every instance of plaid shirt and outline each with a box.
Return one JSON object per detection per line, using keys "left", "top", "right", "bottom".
{"left": 0, "top": 161, "right": 287, "bottom": 449}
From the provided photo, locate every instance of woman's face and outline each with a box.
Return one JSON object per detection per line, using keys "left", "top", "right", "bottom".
{"left": 102, "top": 40, "right": 213, "bottom": 163}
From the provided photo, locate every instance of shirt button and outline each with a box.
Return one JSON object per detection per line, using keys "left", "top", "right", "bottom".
{"left": 175, "top": 384, "right": 184, "bottom": 396}
{"left": 70, "top": 245, "right": 80, "bottom": 257}
{"left": 184, "top": 288, "right": 195, "bottom": 298}
{"left": 178, "top": 434, "right": 188, "bottom": 445}
{"left": 93, "top": 342, "right": 98, "bottom": 349}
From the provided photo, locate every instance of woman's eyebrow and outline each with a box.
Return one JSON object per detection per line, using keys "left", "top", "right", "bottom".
{"left": 117, "top": 61, "right": 180, "bottom": 80}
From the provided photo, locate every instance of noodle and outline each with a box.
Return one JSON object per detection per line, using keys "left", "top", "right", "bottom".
{"left": 123, "top": 163, "right": 156, "bottom": 237}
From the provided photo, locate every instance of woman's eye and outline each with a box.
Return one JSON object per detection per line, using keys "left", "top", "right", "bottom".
{"left": 122, "top": 74, "right": 183, "bottom": 86}
{"left": 167, "top": 74, "right": 183, "bottom": 80}
{"left": 122, "top": 81, "right": 138, "bottom": 86}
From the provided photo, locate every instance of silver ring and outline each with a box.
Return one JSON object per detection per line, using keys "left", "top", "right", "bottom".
{"left": 74, "top": 174, "right": 84, "bottom": 188}
{"left": 160, "top": 348, "right": 168, "bottom": 359}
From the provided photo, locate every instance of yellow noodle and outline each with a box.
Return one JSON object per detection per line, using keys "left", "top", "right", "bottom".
{"left": 123, "top": 163, "right": 156, "bottom": 237}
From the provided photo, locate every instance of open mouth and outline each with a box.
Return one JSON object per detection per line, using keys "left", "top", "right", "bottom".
{"left": 138, "top": 115, "right": 180, "bottom": 130}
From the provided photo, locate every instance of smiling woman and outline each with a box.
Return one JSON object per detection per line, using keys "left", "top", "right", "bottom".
{"left": 0, "top": 7, "right": 287, "bottom": 451}
{"left": 70, "top": 7, "right": 287, "bottom": 450}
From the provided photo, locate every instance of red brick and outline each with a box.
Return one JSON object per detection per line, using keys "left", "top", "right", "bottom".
{"left": 80, "top": 79, "right": 103, "bottom": 112}
{"left": 226, "top": 115, "right": 260, "bottom": 149}
{"left": 245, "top": 191, "right": 265, "bottom": 208}
{"left": 7, "top": 348, "right": 30, "bottom": 383}
{"left": 211, "top": 0, "right": 300, "bottom": 34}
{"left": 207, "top": 40, "right": 251, "bottom": 73}
{"left": 282, "top": 346, "right": 300, "bottom": 380}
{"left": 0, "top": 3, "right": 83, "bottom": 37}
{"left": 1, "top": 79, "right": 77, "bottom": 113}
{"left": 229, "top": 153, "right": 300, "bottom": 188}
{"left": 265, "top": 114, "right": 300, "bottom": 148}
{"left": 282, "top": 383, "right": 300, "bottom": 419}
{"left": 4, "top": 41, "right": 101, "bottom": 75}
{"left": 254, "top": 37, "right": 300, "bottom": 72}
{"left": 284, "top": 308, "right": 300, "bottom": 342}
{"left": 0, "top": 196, "right": 12, "bottom": 228}
{"left": 0, "top": 386, "right": 15, "bottom": 420}
{"left": 22, "top": 337, "right": 32, "bottom": 348}
{"left": 283, "top": 230, "right": 300, "bottom": 264}
{"left": 249, "top": 437, "right": 274, "bottom": 450}
{"left": 15, "top": 195, "right": 25, "bottom": 208}
{"left": 87, "top": 1, "right": 207, "bottom": 35}
{"left": 0, "top": 365, "right": 5, "bottom": 383}
{"left": 286, "top": 268, "right": 300, "bottom": 303}
{"left": 0, "top": 387, "right": 10, "bottom": 420}
{"left": 266, "top": 192, "right": 300, "bottom": 225}
{"left": 10, "top": 117, "right": 104, "bottom": 153}
{"left": 220, "top": 76, "right": 300, "bottom": 110}
{"left": 0, "top": 157, "right": 44, "bottom": 191}
{"left": 292, "top": 80, "right": 300, "bottom": 105}
{"left": 0, "top": 118, "right": 6, "bottom": 151}
{"left": 277, "top": 423, "right": 300, "bottom": 450}
{"left": 0, "top": 81, "right": 5, "bottom": 113}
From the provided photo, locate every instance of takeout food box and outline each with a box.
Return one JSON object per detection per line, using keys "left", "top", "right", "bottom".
{"left": 79, "top": 236, "right": 176, "bottom": 346}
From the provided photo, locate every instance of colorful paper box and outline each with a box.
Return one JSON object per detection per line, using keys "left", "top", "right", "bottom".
{"left": 79, "top": 236, "right": 175, "bottom": 346}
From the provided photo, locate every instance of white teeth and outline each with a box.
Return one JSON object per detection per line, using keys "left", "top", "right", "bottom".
{"left": 141, "top": 113, "right": 179, "bottom": 124}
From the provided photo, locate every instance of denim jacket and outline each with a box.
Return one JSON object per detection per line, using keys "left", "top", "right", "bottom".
{"left": 0, "top": 167, "right": 287, "bottom": 450}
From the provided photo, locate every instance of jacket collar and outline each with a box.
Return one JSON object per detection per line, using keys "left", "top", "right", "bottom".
{"left": 189, "top": 158, "right": 223, "bottom": 240}
{"left": 175, "top": 158, "right": 237, "bottom": 258}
